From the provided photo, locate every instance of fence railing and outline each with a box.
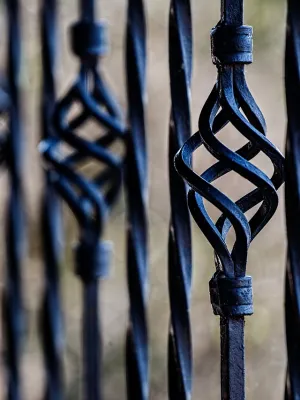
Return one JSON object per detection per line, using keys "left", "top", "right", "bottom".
{"left": 2, "top": 1, "right": 25, "bottom": 399}
{"left": 284, "top": 0, "right": 300, "bottom": 398}
{"left": 0, "top": 0, "right": 292, "bottom": 399}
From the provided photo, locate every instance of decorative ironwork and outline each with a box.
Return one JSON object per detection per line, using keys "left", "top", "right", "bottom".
{"left": 39, "top": 0, "right": 125, "bottom": 398}
{"left": 285, "top": 0, "right": 300, "bottom": 398}
{"left": 2, "top": 0, "right": 26, "bottom": 399}
{"left": 175, "top": 0, "right": 285, "bottom": 398}
{"left": 39, "top": 0, "right": 64, "bottom": 399}
{"left": 125, "top": 0, "right": 149, "bottom": 399}
{"left": 168, "top": 1, "right": 193, "bottom": 399}
{"left": 0, "top": 0, "right": 292, "bottom": 398}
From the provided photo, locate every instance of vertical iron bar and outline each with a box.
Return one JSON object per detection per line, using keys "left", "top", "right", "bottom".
{"left": 82, "top": 279, "right": 100, "bottom": 400}
{"left": 80, "top": 0, "right": 95, "bottom": 22}
{"left": 40, "top": 0, "right": 64, "bottom": 399}
{"left": 39, "top": 0, "right": 125, "bottom": 397}
{"left": 220, "top": 317, "right": 245, "bottom": 399}
{"left": 2, "top": 0, "right": 25, "bottom": 399}
{"left": 218, "top": 5, "right": 246, "bottom": 399}
{"left": 125, "top": 0, "right": 148, "bottom": 399}
{"left": 221, "top": 0, "right": 243, "bottom": 26}
{"left": 284, "top": 0, "right": 300, "bottom": 397}
{"left": 174, "top": 0, "right": 284, "bottom": 398}
{"left": 168, "top": 1, "right": 193, "bottom": 399}
{"left": 78, "top": 2, "right": 101, "bottom": 397}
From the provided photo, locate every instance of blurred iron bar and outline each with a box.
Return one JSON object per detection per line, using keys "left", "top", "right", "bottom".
{"left": 125, "top": 0, "right": 149, "bottom": 399}
{"left": 39, "top": 0, "right": 125, "bottom": 398}
{"left": 168, "top": 0, "right": 193, "bottom": 399}
{"left": 2, "top": 0, "right": 26, "bottom": 399}
{"left": 284, "top": 0, "right": 300, "bottom": 398}
{"left": 40, "top": 0, "right": 64, "bottom": 399}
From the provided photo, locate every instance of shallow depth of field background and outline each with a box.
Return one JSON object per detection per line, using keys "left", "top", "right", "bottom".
{"left": 0, "top": 0, "right": 287, "bottom": 398}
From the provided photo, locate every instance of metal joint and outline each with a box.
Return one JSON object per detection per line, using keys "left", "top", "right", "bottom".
{"left": 211, "top": 24, "right": 253, "bottom": 65}
{"left": 74, "top": 240, "right": 111, "bottom": 282}
{"left": 209, "top": 272, "right": 253, "bottom": 317}
{"left": 70, "top": 21, "right": 108, "bottom": 59}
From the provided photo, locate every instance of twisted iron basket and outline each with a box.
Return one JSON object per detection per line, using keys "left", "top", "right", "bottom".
{"left": 175, "top": 0, "right": 285, "bottom": 398}
{"left": 39, "top": 0, "right": 125, "bottom": 398}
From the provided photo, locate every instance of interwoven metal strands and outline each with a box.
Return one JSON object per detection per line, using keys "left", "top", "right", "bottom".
{"left": 0, "top": 0, "right": 291, "bottom": 399}
{"left": 39, "top": 0, "right": 125, "bottom": 398}
{"left": 40, "top": 0, "right": 64, "bottom": 399}
{"left": 125, "top": 0, "right": 149, "bottom": 399}
{"left": 175, "top": 0, "right": 285, "bottom": 398}
{"left": 285, "top": 0, "right": 300, "bottom": 397}
{"left": 168, "top": 0, "right": 192, "bottom": 399}
{"left": 2, "top": 0, "right": 26, "bottom": 399}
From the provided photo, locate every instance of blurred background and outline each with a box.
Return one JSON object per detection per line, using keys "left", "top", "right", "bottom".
{"left": 0, "top": 0, "right": 287, "bottom": 398}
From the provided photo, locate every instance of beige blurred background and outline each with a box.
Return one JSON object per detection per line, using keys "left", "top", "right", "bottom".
{"left": 0, "top": 0, "right": 287, "bottom": 398}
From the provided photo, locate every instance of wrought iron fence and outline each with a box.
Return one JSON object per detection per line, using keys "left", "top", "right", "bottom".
{"left": 2, "top": 1, "right": 26, "bottom": 399}
{"left": 285, "top": 0, "right": 300, "bottom": 398}
{"left": 0, "top": 0, "right": 294, "bottom": 399}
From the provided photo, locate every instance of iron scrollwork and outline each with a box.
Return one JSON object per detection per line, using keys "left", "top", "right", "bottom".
{"left": 39, "top": 0, "right": 125, "bottom": 398}
{"left": 175, "top": 0, "right": 284, "bottom": 398}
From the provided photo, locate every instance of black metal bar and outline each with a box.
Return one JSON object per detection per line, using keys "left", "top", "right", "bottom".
{"left": 0, "top": 78, "right": 9, "bottom": 166}
{"left": 2, "top": 0, "right": 25, "bottom": 399}
{"left": 80, "top": 0, "right": 95, "bottom": 22}
{"left": 39, "top": 0, "right": 64, "bottom": 399}
{"left": 221, "top": 0, "right": 243, "bottom": 26}
{"left": 125, "top": 0, "right": 148, "bottom": 399}
{"left": 39, "top": 0, "right": 125, "bottom": 398}
{"left": 174, "top": 0, "right": 285, "bottom": 399}
{"left": 82, "top": 280, "right": 100, "bottom": 400}
{"left": 168, "top": 0, "right": 193, "bottom": 399}
{"left": 284, "top": 0, "right": 300, "bottom": 397}
{"left": 220, "top": 317, "right": 245, "bottom": 398}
